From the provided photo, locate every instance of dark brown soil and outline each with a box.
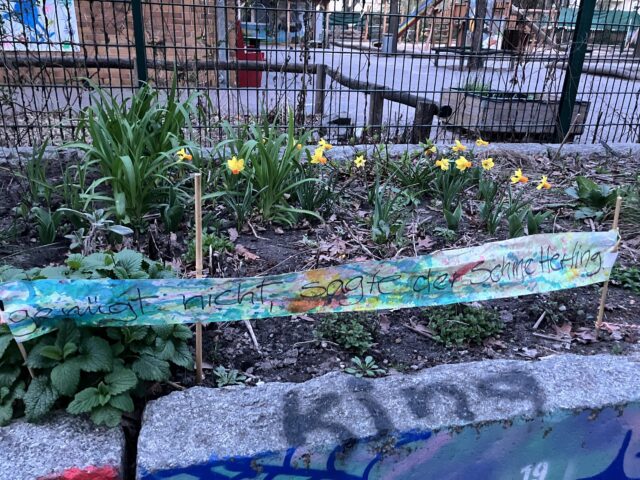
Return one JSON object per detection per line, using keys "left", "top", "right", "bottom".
{"left": 1, "top": 150, "right": 639, "bottom": 391}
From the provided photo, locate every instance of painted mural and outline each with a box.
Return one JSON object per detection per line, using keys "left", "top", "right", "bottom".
{"left": 140, "top": 403, "right": 640, "bottom": 480}
{"left": 1, "top": 0, "right": 79, "bottom": 50}
{"left": 37, "top": 466, "right": 119, "bottom": 480}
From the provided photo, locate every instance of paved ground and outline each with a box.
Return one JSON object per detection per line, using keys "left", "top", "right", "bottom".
{"left": 3, "top": 43, "right": 640, "bottom": 145}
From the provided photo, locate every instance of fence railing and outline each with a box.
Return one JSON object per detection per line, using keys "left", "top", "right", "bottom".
{"left": 1, "top": 0, "right": 640, "bottom": 148}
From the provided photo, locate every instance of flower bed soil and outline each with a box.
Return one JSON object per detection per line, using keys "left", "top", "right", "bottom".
{"left": 1, "top": 148, "right": 639, "bottom": 391}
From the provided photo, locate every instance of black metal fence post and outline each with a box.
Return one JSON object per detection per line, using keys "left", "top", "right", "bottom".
{"left": 555, "top": 0, "right": 596, "bottom": 142}
{"left": 131, "top": 0, "right": 148, "bottom": 86}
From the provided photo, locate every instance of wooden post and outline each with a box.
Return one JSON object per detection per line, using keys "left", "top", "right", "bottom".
{"left": 595, "top": 196, "right": 623, "bottom": 332}
{"left": 469, "top": 0, "right": 487, "bottom": 69}
{"left": 16, "top": 342, "right": 34, "bottom": 379}
{"left": 194, "top": 173, "right": 204, "bottom": 384}
{"left": 314, "top": 63, "right": 326, "bottom": 116}
{"left": 411, "top": 101, "right": 435, "bottom": 143}
{"left": 368, "top": 91, "right": 384, "bottom": 139}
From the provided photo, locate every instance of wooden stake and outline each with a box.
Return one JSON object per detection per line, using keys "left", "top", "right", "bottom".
{"left": 194, "top": 173, "right": 204, "bottom": 384}
{"left": 595, "top": 196, "right": 623, "bottom": 332}
{"left": 16, "top": 342, "right": 35, "bottom": 379}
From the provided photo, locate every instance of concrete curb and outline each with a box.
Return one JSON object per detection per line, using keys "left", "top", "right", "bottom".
{"left": 0, "top": 413, "right": 124, "bottom": 480}
{"left": 137, "top": 354, "right": 640, "bottom": 479}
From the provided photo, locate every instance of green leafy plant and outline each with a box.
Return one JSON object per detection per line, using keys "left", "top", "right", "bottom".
{"left": 68, "top": 79, "right": 196, "bottom": 227}
{"left": 66, "top": 365, "right": 138, "bottom": 427}
{"left": 294, "top": 163, "right": 336, "bottom": 221}
{"left": 433, "top": 227, "right": 457, "bottom": 242}
{"left": 61, "top": 208, "right": 133, "bottom": 254}
{"left": 161, "top": 186, "right": 186, "bottom": 233}
{"left": 18, "top": 141, "right": 53, "bottom": 211}
{"left": 59, "top": 161, "right": 88, "bottom": 218}
{"left": 24, "top": 320, "right": 114, "bottom": 421}
{"left": 250, "top": 117, "right": 321, "bottom": 225}
{"left": 186, "top": 232, "right": 235, "bottom": 263}
{"left": 565, "top": 176, "right": 618, "bottom": 220}
{"left": 426, "top": 305, "right": 503, "bottom": 347}
{"left": 611, "top": 265, "right": 640, "bottom": 294}
{"left": 432, "top": 164, "right": 471, "bottom": 213}
{"left": 66, "top": 249, "right": 174, "bottom": 280}
{"left": 31, "top": 207, "right": 63, "bottom": 245}
{"left": 212, "top": 366, "right": 247, "bottom": 387}
{"left": 444, "top": 204, "right": 463, "bottom": 231}
{"left": 315, "top": 314, "right": 376, "bottom": 355}
{"left": 369, "top": 181, "right": 408, "bottom": 245}
{"left": 387, "top": 149, "right": 433, "bottom": 194}
{"left": 344, "top": 356, "right": 386, "bottom": 378}
{"left": 214, "top": 112, "right": 323, "bottom": 226}
{"left": 478, "top": 175, "right": 504, "bottom": 235}
{"left": 1, "top": 253, "right": 191, "bottom": 427}
{"left": 525, "top": 209, "right": 551, "bottom": 235}
{"left": 0, "top": 326, "right": 27, "bottom": 426}
{"left": 106, "top": 324, "right": 193, "bottom": 383}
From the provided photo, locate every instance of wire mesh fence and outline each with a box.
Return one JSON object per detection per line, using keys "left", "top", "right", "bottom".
{"left": 2, "top": 0, "right": 640, "bottom": 148}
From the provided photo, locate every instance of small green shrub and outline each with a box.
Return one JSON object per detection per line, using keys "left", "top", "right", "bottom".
{"left": 315, "top": 314, "right": 377, "bottom": 355}
{"left": 213, "top": 366, "right": 247, "bottom": 387}
{"left": 68, "top": 79, "right": 196, "bottom": 228}
{"left": 344, "top": 356, "right": 386, "bottom": 378}
{"left": 186, "top": 232, "right": 234, "bottom": 263}
{"left": 368, "top": 181, "right": 409, "bottom": 245}
{"left": 611, "top": 265, "right": 640, "bottom": 294}
{"left": 565, "top": 176, "right": 618, "bottom": 220}
{"left": 0, "top": 325, "right": 27, "bottom": 425}
{"left": 215, "top": 112, "right": 323, "bottom": 227}
{"left": 0, "top": 251, "right": 190, "bottom": 427}
{"left": 425, "top": 305, "right": 503, "bottom": 347}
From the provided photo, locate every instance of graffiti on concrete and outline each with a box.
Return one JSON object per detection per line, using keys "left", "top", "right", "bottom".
{"left": 37, "top": 465, "right": 119, "bottom": 480}
{"left": 139, "top": 368, "right": 640, "bottom": 480}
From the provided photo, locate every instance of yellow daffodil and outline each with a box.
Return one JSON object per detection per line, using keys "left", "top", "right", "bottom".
{"left": 425, "top": 144, "right": 437, "bottom": 155}
{"left": 296, "top": 143, "right": 303, "bottom": 150}
{"left": 481, "top": 157, "right": 494, "bottom": 170}
{"left": 537, "top": 175, "right": 552, "bottom": 190}
{"left": 354, "top": 154, "right": 366, "bottom": 168}
{"left": 455, "top": 156, "right": 472, "bottom": 171}
{"left": 435, "top": 158, "right": 450, "bottom": 171}
{"left": 451, "top": 139, "right": 467, "bottom": 152}
{"left": 476, "top": 138, "right": 489, "bottom": 147}
{"left": 311, "top": 147, "right": 327, "bottom": 165}
{"left": 318, "top": 138, "right": 333, "bottom": 150}
{"left": 227, "top": 156, "right": 245, "bottom": 175}
{"left": 510, "top": 168, "right": 529, "bottom": 184}
{"left": 176, "top": 148, "right": 192, "bottom": 162}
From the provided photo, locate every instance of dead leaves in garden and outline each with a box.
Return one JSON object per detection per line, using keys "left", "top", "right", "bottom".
{"left": 235, "top": 244, "right": 260, "bottom": 261}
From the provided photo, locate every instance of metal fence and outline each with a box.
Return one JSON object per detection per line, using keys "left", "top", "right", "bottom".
{"left": 2, "top": 0, "right": 640, "bottom": 148}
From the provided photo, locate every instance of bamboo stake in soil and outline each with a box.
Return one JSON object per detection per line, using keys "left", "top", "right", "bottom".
{"left": 595, "top": 196, "right": 623, "bottom": 332}
{"left": 194, "top": 173, "right": 204, "bottom": 384}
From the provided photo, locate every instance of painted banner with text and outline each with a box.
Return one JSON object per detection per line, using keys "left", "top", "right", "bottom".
{"left": 0, "top": 231, "right": 619, "bottom": 342}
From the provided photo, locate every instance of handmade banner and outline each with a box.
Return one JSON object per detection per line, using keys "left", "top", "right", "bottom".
{"left": 0, "top": 231, "right": 618, "bottom": 342}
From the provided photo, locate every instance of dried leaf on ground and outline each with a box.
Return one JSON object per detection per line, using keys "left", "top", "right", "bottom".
{"left": 574, "top": 328, "right": 598, "bottom": 344}
{"left": 378, "top": 314, "right": 391, "bottom": 334}
{"left": 554, "top": 322, "right": 573, "bottom": 339}
{"left": 228, "top": 228, "right": 238, "bottom": 242}
{"left": 416, "top": 237, "right": 435, "bottom": 251}
{"left": 236, "top": 244, "right": 260, "bottom": 261}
